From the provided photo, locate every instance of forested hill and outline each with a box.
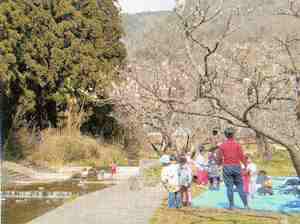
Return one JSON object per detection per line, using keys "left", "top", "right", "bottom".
{"left": 122, "top": 11, "right": 173, "bottom": 57}
{"left": 121, "top": 0, "right": 299, "bottom": 58}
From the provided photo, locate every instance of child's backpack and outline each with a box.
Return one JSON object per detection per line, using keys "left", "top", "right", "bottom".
{"left": 179, "top": 166, "right": 192, "bottom": 187}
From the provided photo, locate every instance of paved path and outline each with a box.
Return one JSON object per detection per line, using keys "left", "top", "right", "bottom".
{"left": 28, "top": 167, "right": 165, "bottom": 224}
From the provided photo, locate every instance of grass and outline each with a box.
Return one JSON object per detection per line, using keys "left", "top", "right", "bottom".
{"left": 246, "top": 145, "right": 296, "bottom": 176}
{"left": 143, "top": 166, "right": 162, "bottom": 180}
{"left": 150, "top": 207, "right": 283, "bottom": 224}
{"left": 150, "top": 149, "right": 300, "bottom": 224}
{"left": 2, "top": 199, "right": 64, "bottom": 224}
{"left": 142, "top": 165, "right": 162, "bottom": 187}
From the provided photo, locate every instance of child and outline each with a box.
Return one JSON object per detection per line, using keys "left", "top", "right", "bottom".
{"left": 161, "top": 154, "right": 181, "bottom": 208}
{"left": 256, "top": 170, "right": 273, "bottom": 195}
{"left": 99, "top": 169, "right": 105, "bottom": 180}
{"left": 110, "top": 161, "right": 117, "bottom": 179}
{"left": 178, "top": 156, "right": 193, "bottom": 206}
{"left": 186, "top": 151, "right": 197, "bottom": 179}
{"left": 242, "top": 154, "right": 257, "bottom": 200}
{"left": 195, "top": 145, "right": 208, "bottom": 185}
{"left": 207, "top": 156, "right": 221, "bottom": 190}
{"left": 81, "top": 168, "right": 89, "bottom": 179}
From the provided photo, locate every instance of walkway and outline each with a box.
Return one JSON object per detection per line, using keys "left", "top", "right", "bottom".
{"left": 27, "top": 167, "right": 165, "bottom": 224}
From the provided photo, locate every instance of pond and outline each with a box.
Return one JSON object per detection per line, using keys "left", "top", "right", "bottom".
{"left": 1, "top": 179, "right": 111, "bottom": 224}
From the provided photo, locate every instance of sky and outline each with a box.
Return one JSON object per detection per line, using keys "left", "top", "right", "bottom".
{"left": 118, "top": 0, "right": 176, "bottom": 14}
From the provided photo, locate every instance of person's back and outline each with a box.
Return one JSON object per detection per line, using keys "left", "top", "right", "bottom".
{"left": 161, "top": 162, "right": 180, "bottom": 192}
{"left": 208, "top": 160, "right": 220, "bottom": 178}
{"left": 179, "top": 164, "right": 192, "bottom": 187}
{"left": 219, "top": 139, "right": 245, "bottom": 166}
{"left": 217, "top": 127, "right": 248, "bottom": 210}
{"left": 208, "top": 159, "right": 221, "bottom": 190}
{"left": 256, "top": 171, "right": 268, "bottom": 186}
{"left": 257, "top": 173, "right": 273, "bottom": 196}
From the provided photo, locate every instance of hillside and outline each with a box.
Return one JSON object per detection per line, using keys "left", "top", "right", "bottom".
{"left": 122, "top": 0, "right": 299, "bottom": 59}
{"left": 122, "top": 11, "right": 173, "bottom": 56}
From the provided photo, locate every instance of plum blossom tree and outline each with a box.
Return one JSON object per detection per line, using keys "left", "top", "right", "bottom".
{"left": 114, "top": 0, "right": 300, "bottom": 175}
{"left": 172, "top": 0, "right": 300, "bottom": 175}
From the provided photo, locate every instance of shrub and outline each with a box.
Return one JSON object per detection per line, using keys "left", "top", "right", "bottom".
{"left": 27, "top": 128, "right": 128, "bottom": 169}
{"left": 4, "top": 128, "right": 36, "bottom": 161}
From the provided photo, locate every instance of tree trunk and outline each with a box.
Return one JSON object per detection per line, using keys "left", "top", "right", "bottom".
{"left": 286, "top": 146, "right": 300, "bottom": 177}
{"left": 296, "top": 76, "right": 300, "bottom": 120}
{"left": 0, "top": 80, "right": 3, "bottom": 160}
{"left": 123, "top": 129, "right": 139, "bottom": 166}
{"left": 255, "top": 131, "right": 270, "bottom": 160}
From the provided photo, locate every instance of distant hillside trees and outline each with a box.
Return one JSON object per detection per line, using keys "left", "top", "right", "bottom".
{"left": 0, "top": 0, "right": 126, "bottom": 158}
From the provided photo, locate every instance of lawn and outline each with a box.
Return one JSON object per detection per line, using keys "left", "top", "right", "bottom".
{"left": 150, "top": 206, "right": 285, "bottom": 224}
{"left": 150, "top": 149, "right": 300, "bottom": 224}
{"left": 254, "top": 150, "right": 296, "bottom": 176}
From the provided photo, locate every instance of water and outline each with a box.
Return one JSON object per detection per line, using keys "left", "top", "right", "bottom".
{"left": 1, "top": 180, "right": 109, "bottom": 224}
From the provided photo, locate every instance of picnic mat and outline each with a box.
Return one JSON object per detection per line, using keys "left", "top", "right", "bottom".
{"left": 192, "top": 177, "right": 300, "bottom": 213}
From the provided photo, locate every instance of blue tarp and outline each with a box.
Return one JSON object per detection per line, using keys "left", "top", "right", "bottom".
{"left": 192, "top": 177, "right": 300, "bottom": 213}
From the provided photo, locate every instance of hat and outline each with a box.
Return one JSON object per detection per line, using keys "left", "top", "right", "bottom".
{"left": 169, "top": 154, "right": 177, "bottom": 161}
{"left": 159, "top": 155, "right": 170, "bottom": 165}
{"left": 224, "top": 127, "right": 235, "bottom": 137}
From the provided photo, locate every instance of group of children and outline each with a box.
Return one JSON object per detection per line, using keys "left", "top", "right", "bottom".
{"left": 160, "top": 148, "right": 274, "bottom": 209}
{"left": 160, "top": 154, "right": 193, "bottom": 208}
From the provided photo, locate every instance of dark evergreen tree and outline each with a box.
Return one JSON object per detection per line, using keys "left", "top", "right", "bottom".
{"left": 0, "top": 0, "right": 126, "bottom": 158}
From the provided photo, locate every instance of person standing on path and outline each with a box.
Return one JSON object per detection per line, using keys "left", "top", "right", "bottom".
{"left": 217, "top": 127, "right": 249, "bottom": 210}
{"left": 110, "top": 161, "right": 117, "bottom": 179}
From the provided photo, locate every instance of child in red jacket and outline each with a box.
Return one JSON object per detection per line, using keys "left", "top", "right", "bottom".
{"left": 111, "top": 161, "right": 117, "bottom": 179}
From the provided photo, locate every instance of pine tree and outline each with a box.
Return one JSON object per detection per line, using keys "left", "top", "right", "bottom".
{"left": 0, "top": 0, "right": 126, "bottom": 130}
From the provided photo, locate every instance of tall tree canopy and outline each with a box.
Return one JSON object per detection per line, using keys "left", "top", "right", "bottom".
{"left": 0, "top": 0, "right": 126, "bottom": 137}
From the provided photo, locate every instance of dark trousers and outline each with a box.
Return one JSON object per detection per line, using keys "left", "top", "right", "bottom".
{"left": 223, "top": 165, "right": 248, "bottom": 207}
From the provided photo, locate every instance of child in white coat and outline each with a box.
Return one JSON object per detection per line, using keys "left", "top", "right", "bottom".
{"left": 161, "top": 155, "right": 182, "bottom": 208}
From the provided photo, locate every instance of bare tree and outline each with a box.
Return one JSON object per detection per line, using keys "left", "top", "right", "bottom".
{"left": 171, "top": 0, "right": 300, "bottom": 175}
{"left": 111, "top": 59, "right": 199, "bottom": 155}
{"left": 114, "top": 0, "right": 300, "bottom": 176}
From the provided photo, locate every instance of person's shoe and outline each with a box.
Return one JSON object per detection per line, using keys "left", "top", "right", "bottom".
{"left": 244, "top": 205, "right": 250, "bottom": 210}
{"left": 228, "top": 204, "right": 234, "bottom": 210}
